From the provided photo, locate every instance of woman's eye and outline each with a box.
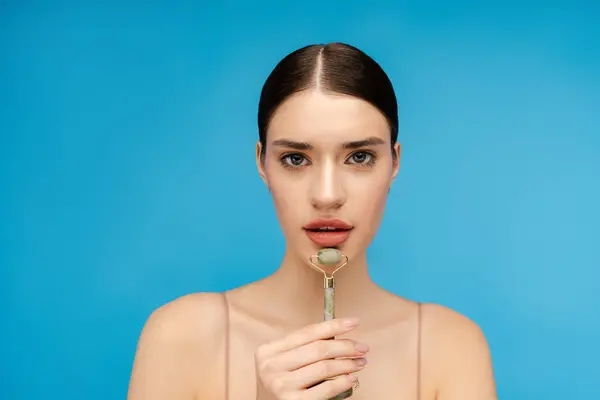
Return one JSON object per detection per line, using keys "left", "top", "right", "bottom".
{"left": 282, "top": 154, "right": 307, "bottom": 167}
{"left": 348, "top": 151, "right": 372, "bottom": 164}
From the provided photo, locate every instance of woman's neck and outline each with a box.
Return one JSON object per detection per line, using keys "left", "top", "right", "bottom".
{"left": 260, "top": 249, "right": 381, "bottom": 326}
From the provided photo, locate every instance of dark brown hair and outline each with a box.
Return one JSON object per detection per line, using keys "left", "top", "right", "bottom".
{"left": 257, "top": 42, "right": 398, "bottom": 158}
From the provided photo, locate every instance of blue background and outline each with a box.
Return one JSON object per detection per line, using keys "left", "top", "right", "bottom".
{"left": 1, "top": 1, "right": 599, "bottom": 399}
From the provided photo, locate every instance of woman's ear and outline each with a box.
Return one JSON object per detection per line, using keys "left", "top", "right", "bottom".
{"left": 390, "top": 141, "right": 401, "bottom": 189}
{"left": 255, "top": 141, "right": 269, "bottom": 188}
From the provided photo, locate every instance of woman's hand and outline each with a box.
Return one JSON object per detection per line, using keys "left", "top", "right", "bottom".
{"left": 255, "top": 318, "right": 368, "bottom": 400}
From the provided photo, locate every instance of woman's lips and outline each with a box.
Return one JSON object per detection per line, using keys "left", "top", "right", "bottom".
{"left": 304, "top": 229, "right": 351, "bottom": 247}
{"left": 303, "top": 218, "right": 353, "bottom": 230}
{"left": 303, "top": 218, "right": 353, "bottom": 247}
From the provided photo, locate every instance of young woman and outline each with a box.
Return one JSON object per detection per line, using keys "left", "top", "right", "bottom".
{"left": 127, "top": 42, "right": 497, "bottom": 400}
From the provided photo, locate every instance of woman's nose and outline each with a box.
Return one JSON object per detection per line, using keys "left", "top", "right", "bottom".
{"left": 309, "top": 160, "right": 347, "bottom": 210}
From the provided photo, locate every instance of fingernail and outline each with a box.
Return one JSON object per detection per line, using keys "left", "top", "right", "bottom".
{"left": 348, "top": 373, "right": 358, "bottom": 382}
{"left": 355, "top": 342, "right": 369, "bottom": 353}
{"left": 355, "top": 358, "right": 367, "bottom": 366}
{"left": 343, "top": 318, "right": 360, "bottom": 327}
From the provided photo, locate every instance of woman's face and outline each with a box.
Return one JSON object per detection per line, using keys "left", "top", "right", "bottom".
{"left": 256, "top": 90, "right": 401, "bottom": 264}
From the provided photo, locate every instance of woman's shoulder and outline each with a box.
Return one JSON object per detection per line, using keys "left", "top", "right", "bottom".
{"left": 131, "top": 292, "right": 230, "bottom": 369}
{"left": 384, "top": 292, "right": 485, "bottom": 332}
{"left": 140, "top": 292, "right": 228, "bottom": 342}
{"left": 417, "top": 302, "right": 496, "bottom": 397}
{"left": 419, "top": 302, "right": 485, "bottom": 335}
{"left": 128, "top": 292, "right": 230, "bottom": 398}
{"left": 414, "top": 301, "right": 491, "bottom": 355}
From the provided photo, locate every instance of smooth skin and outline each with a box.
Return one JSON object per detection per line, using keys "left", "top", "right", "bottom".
{"left": 127, "top": 90, "right": 497, "bottom": 400}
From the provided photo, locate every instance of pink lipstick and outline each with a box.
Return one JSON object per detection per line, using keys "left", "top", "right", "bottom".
{"left": 303, "top": 218, "right": 353, "bottom": 247}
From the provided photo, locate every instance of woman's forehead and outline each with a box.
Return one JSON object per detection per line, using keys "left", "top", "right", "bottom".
{"left": 267, "top": 91, "right": 390, "bottom": 145}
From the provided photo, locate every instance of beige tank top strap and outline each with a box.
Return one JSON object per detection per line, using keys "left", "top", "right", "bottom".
{"left": 416, "top": 302, "right": 422, "bottom": 400}
{"left": 221, "top": 292, "right": 230, "bottom": 400}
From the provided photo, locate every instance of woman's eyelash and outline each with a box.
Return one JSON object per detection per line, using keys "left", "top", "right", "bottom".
{"left": 279, "top": 153, "right": 309, "bottom": 169}
{"left": 278, "top": 150, "right": 378, "bottom": 169}
{"left": 347, "top": 151, "right": 377, "bottom": 167}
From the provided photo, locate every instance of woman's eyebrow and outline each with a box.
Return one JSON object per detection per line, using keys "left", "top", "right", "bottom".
{"left": 271, "top": 139, "right": 312, "bottom": 150}
{"left": 342, "top": 137, "right": 385, "bottom": 149}
{"left": 271, "top": 136, "right": 385, "bottom": 151}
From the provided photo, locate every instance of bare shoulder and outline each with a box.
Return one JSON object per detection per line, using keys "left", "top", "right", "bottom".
{"left": 127, "top": 292, "right": 228, "bottom": 400}
{"left": 134, "top": 292, "right": 227, "bottom": 358}
{"left": 420, "top": 303, "right": 498, "bottom": 400}
{"left": 420, "top": 303, "right": 488, "bottom": 343}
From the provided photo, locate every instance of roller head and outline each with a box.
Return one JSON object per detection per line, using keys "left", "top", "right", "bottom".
{"left": 317, "top": 248, "right": 343, "bottom": 266}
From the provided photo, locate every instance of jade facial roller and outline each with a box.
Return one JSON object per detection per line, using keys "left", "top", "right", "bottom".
{"left": 308, "top": 248, "right": 357, "bottom": 399}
